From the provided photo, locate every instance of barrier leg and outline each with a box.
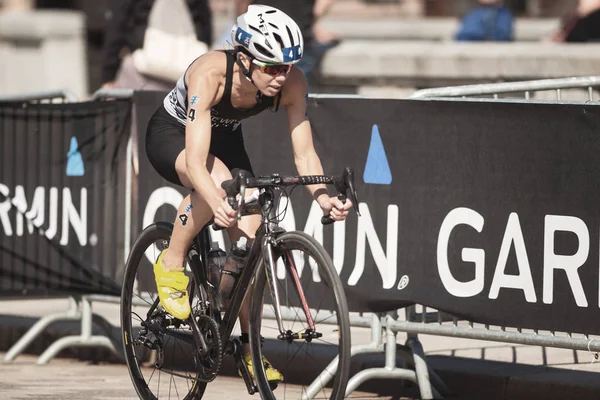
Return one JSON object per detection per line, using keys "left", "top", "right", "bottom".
{"left": 3, "top": 297, "right": 81, "bottom": 362}
{"left": 302, "top": 313, "right": 384, "bottom": 400}
{"left": 36, "top": 296, "right": 121, "bottom": 364}
{"left": 345, "top": 319, "right": 421, "bottom": 396}
{"left": 406, "top": 333, "right": 436, "bottom": 399}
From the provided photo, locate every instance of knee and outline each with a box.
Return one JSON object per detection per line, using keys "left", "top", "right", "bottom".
{"left": 213, "top": 167, "right": 232, "bottom": 183}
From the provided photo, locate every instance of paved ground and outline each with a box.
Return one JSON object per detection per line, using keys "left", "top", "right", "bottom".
{"left": 3, "top": 299, "right": 600, "bottom": 399}
{"left": 0, "top": 354, "right": 389, "bottom": 400}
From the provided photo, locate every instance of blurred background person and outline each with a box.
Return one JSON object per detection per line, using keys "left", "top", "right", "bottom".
{"left": 455, "top": 0, "right": 514, "bottom": 42}
{"left": 234, "top": 0, "right": 339, "bottom": 90}
{"left": 102, "top": 0, "right": 213, "bottom": 91}
{"left": 552, "top": 0, "right": 600, "bottom": 42}
{"left": 0, "top": 0, "right": 33, "bottom": 10}
{"left": 101, "top": 0, "right": 213, "bottom": 184}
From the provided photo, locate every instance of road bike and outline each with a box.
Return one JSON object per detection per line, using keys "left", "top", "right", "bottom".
{"left": 121, "top": 167, "right": 360, "bottom": 399}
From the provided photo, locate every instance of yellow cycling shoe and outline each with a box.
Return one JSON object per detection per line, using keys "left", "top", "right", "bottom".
{"left": 240, "top": 352, "right": 284, "bottom": 384}
{"left": 153, "top": 250, "right": 191, "bottom": 320}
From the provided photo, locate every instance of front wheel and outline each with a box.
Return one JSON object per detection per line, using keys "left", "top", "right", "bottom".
{"left": 249, "top": 231, "right": 351, "bottom": 400}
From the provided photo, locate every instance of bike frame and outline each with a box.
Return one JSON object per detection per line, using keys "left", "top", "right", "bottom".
{"left": 186, "top": 187, "right": 314, "bottom": 352}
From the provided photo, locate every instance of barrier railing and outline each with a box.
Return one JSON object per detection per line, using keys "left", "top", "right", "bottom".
{"left": 305, "top": 77, "right": 600, "bottom": 400}
{"left": 351, "top": 77, "right": 600, "bottom": 399}
{"left": 0, "top": 89, "right": 78, "bottom": 103}
{"left": 410, "top": 75, "right": 600, "bottom": 101}
{"left": 1, "top": 89, "right": 129, "bottom": 365}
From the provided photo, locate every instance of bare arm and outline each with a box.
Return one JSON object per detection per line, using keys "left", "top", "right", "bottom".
{"left": 281, "top": 68, "right": 329, "bottom": 203}
{"left": 184, "top": 64, "right": 223, "bottom": 212}
{"left": 281, "top": 68, "right": 352, "bottom": 220}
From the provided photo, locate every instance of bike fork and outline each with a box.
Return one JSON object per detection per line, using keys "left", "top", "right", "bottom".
{"left": 262, "top": 237, "right": 315, "bottom": 336}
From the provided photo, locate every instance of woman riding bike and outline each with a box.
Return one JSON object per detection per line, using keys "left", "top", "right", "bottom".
{"left": 144, "top": 4, "right": 353, "bottom": 384}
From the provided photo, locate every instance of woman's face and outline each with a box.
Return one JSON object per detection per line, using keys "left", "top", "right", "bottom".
{"left": 250, "top": 60, "right": 292, "bottom": 97}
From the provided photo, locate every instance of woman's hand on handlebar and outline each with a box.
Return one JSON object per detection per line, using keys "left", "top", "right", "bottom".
{"left": 317, "top": 195, "right": 353, "bottom": 222}
{"left": 212, "top": 197, "right": 237, "bottom": 228}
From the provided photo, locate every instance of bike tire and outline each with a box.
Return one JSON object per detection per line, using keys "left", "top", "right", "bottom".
{"left": 248, "top": 231, "right": 351, "bottom": 400}
{"left": 121, "top": 221, "right": 208, "bottom": 400}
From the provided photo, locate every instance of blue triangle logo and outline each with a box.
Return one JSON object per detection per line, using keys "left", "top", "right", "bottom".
{"left": 363, "top": 124, "right": 392, "bottom": 185}
{"left": 66, "top": 136, "right": 85, "bottom": 177}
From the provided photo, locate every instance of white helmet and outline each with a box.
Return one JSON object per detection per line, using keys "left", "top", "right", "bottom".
{"left": 231, "top": 5, "right": 304, "bottom": 65}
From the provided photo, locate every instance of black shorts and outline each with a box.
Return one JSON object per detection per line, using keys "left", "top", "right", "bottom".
{"left": 146, "top": 105, "right": 254, "bottom": 187}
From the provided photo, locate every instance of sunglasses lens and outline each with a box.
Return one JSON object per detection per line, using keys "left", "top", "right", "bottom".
{"left": 262, "top": 65, "right": 291, "bottom": 76}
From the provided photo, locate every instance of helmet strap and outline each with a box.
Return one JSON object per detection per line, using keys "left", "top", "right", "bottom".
{"left": 235, "top": 51, "right": 256, "bottom": 85}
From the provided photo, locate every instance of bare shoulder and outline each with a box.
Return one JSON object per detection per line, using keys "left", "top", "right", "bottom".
{"left": 187, "top": 51, "right": 228, "bottom": 84}
{"left": 185, "top": 51, "right": 228, "bottom": 104}
{"left": 281, "top": 66, "right": 308, "bottom": 107}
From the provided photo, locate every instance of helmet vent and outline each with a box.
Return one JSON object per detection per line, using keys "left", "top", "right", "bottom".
{"left": 285, "top": 25, "right": 294, "bottom": 45}
{"left": 254, "top": 43, "right": 274, "bottom": 59}
{"left": 272, "top": 33, "right": 284, "bottom": 49}
{"left": 248, "top": 25, "right": 262, "bottom": 34}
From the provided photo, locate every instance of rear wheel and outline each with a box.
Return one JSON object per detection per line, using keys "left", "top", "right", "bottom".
{"left": 121, "top": 222, "right": 208, "bottom": 400}
{"left": 249, "top": 231, "right": 351, "bottom": 400}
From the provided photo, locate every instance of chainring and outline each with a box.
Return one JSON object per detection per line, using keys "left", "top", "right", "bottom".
{"left": 196, "top": 314, "right": 223, "bottom": 382}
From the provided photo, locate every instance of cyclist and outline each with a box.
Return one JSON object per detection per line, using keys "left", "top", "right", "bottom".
{"left": 145, "top": 4, "right": 352, "bottom": 384}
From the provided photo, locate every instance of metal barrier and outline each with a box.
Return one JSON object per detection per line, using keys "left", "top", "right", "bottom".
{"left": 410, "top": 75, "right": 600, "bottom": 101}
{"left": 1, "top": 89, "right": 128, "bottom": 365}
{"left": 306, "top": 77, "right": 600, "bottom": 400}
{"left": 328, "top": 76, "right": 600, "bottom": 399}
{"left": 0, "top": 89, "right": 78, "bottom": 103}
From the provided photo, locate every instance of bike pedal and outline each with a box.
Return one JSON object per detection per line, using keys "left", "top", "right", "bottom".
{"left": 231, "top": 339, "right": 259, "bottom": 395}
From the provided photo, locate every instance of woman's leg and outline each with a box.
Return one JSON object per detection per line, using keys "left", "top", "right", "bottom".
{"left": 154, "top": 151, "right": 232, "bottom": 320}
{"left": 227, "top": 211, "right": 283, "bottom": 382}
{"left": 225, "top": 214, "right": 261, "bottom": 352}
{"left": 161, "top": 151, "right": 232, "bottom": 270}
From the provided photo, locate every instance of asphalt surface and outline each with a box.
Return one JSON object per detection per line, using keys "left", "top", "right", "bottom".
{"left": 4, "top": 299, "right": 600, "bottom": 400}
{"left": 0, "top": 354, "right": 389, "bottom": 400}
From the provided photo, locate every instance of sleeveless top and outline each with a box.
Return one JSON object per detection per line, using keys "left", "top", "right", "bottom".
{"left": 163, "top": 50, "right": 279, "bottom": 132}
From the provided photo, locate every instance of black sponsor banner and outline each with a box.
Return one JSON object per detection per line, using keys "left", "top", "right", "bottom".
{"left": 135, "top": 90, "right": 600, "bottom": 335}
{"left": 0, "top": 100, "right": 131, "bottom": 297}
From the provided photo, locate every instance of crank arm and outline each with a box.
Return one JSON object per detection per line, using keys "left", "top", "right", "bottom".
{"left": 231, "top": 339, "right": 258, "bottom": 395}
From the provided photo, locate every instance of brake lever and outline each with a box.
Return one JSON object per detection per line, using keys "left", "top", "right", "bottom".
{"left": 344, "top": 167, "right": 361, "bottom": 217}
{"left": 237, "top": 180, "right": 246, "bottom": 221}
{"left": 321, "top": 167, "right": 359, "bottom": 225}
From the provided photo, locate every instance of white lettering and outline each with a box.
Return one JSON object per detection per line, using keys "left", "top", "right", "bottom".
{"left": 142, "top": 187, "right": 184, "bottom": 265}
{"left": 349, "top": 203, "right": 398, "bottom": 289}
{"left": 0, "top": 184, "right": 89, "bottom": 246}
{"left": 333, "top": 219, "right": 345, "bottom": 275}
{"left": 277, "top": 198, "right": 347, "bottom": 279}
{"left": 488, "top": 213, "right": 537, "bottom": 302}
{"left": 301, "top": 201, "right": 323, "bottom": 282}
{"left": 12, "top": 186, "right": 27, "bottom": 236}
{"left": 60, "top": 188, "right": 87, "bottom": 246}
{"left": 25, "top": 187, "right": 45, "bottom": 234}
{"left": 543, "top": 215, "right": 589, "bottom": 307}
{"left": 45, "top": 188, "right": 58, "bottom": 240}
{"left": 11, "top": 186, "right": 46, "bottom": 236}
{"left": 437, "top": 207, "right": 485, "bottom": 297}
{"left": 0, "top": 183, "right": 13, "bottom": 236}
